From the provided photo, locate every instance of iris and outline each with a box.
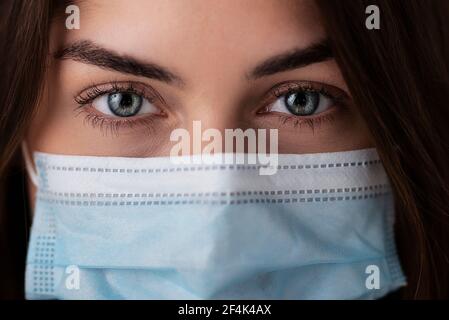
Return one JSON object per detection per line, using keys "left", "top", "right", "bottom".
{"left": 107, "top": 92, "right": 142, "bottom": 117}
{"left": 284, "top": 91, "right": 319, "bottom": 116}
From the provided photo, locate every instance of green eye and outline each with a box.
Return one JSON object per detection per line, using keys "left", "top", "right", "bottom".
{"left": 107, "top": 92, "right": 143, "bottom": 117}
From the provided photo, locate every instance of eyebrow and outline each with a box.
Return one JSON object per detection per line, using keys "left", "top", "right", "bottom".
{"left": 54, "top": 39, "right": 333, "bottom": 85}
{"left": 54, "top": 40, "right": 185, "bottom": 87}
{"left": 247, "top": 39, "right": 333, "bottom": 80}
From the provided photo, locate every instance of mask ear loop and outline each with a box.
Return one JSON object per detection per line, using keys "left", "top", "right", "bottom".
{"left": 21, "top": 141, "right": 39, "bottom": 187}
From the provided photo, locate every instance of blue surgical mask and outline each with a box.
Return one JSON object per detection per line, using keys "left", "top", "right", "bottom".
{"left": 23, "top": 146, "right": 406, "bottom": 299}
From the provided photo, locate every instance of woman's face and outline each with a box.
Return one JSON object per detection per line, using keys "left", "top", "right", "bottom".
{"left": 28, "top": 0, "right": 373, "bottom": 158}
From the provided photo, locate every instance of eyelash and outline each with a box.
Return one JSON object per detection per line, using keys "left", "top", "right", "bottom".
{"left": 257, "top": 81, "right": 348, "bottom": 130}
{"left": 74, "top": 81, "right": 164, "bottom": 135}
{"left": 74, "top": 80, "right": 348, "bottom": 133}
{"left": 75, "top": 81, "right": 160, "bottom": 106}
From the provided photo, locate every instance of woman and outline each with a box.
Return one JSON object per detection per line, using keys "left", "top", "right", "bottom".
{"left": 0, "top": 0, "right": 448, "bottom": 299}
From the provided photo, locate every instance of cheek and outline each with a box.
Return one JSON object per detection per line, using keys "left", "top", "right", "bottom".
{"left": 274, "top": 106, "right": 375, "bottom": 154}
{"left": 27, "top": 89, "right": 95, "bottom": 155}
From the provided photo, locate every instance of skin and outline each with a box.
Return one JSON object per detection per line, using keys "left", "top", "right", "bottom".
{"left": 26, "top": 0, "right": 374, "bottom": 206}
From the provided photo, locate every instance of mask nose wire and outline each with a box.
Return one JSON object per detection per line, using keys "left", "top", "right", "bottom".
{"left": 21, "top": 141, "right": 39, "bottom": 187}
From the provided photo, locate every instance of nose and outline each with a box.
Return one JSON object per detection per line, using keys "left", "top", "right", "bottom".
{"left": 182, "top": 102, "right": 238, "bottom": 156}
{"left": 171, "top": 81, "right": 246, "bottom": 154}
{"left": 182, "top": 89, "right": 243, "bottom": 131}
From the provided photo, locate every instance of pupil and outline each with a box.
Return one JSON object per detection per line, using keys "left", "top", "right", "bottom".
{"left": 295, "top": 92, "right": 308, "bottom": 106}
{"left": 120, "top": 93, "right": 133, "bottom": 109}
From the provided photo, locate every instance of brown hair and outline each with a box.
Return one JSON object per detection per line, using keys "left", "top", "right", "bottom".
{"left": 0, "top": 0, "right": 448, "bottom": 299}
{"left": 316, "top": 0, "right": 449, "bottom": 299}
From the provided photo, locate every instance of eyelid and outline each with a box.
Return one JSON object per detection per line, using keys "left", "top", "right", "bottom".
{"left": 74, "top": 80, "right": 167, "bottom": 114}
{"left": 258, "top": 80, "right": 350, "bottom": 114}
{"left": 76, "top": 106, "right": 160, "bottom": 136}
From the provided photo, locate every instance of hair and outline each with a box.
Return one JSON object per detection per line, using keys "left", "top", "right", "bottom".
{"left": 0, "top": 0, "right": 448, "bottom": 299}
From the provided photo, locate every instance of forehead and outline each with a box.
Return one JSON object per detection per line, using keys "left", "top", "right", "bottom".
{"left": 57, "top": 0, "right": 325, "bottom": 80}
